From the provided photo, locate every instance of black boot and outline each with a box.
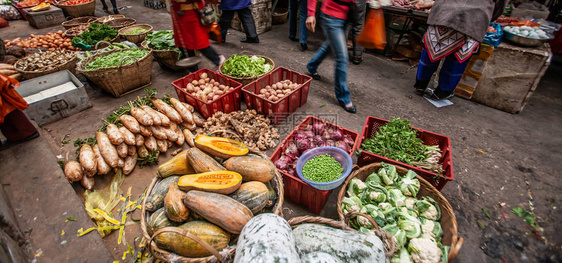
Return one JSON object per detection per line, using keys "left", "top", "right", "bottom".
{"left": 430, "top": 89, "right": 454, "bottom": 100}
{"left": 414, "top": 79, "right": 430, "bottom": 95}
{"left": 240, "top": 37, "right": 259, "bottom": 43}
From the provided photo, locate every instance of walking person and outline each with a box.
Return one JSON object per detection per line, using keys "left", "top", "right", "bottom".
{"left": 414, "top": 0, "right": 507, "bottom": 100}
{"left": 288, "top": 0, "right": 309, "bottom": 51}
{"left": 100, "top": 0, "right": 119, "bottom": 14}
{"left": 170, "top": 0, "right": 225, "bottom": 70}
{"left": 218, "top": 0, "right": 260, "bottom": 43}
{"left": 349, "top": 0, "right": 366, "bottom": 64}
{"left": 305, "top": 0, "right": 357, "bottom": 113}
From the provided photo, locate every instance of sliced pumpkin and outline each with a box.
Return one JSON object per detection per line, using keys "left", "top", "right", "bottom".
{"left": 178, "top": 171, "right": 242, "bottom": 194}
{"left": 194, "top": 135, "right": 249, "bottom": 159}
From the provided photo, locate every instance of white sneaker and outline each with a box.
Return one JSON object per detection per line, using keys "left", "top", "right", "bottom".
{"left": 219, "top": 55, "right": 226, "bottom": 65}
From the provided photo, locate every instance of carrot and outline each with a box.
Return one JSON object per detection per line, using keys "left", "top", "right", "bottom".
{"left": 106, "top": 124, "right": 124, "bottom": 145}
{"left": 144, "top": 136, "right": 158, "bottom": 152}
{"left": 80, "top": 174, "right": 95, "bottom": 190}
{"left": 141, "top": 106, "right": 162, "bottom": 126}
{"left": 123, "top": 153, "right": 137, "bottom": 175}
{"left": 170, "top": 98, "right": 194, "bottom": 124}
{"left": 130, "top": 107, "right": 153, "bottom": 126}
{"left": 93, "top": 145, "right": 111, "bottom": 175}
{"left": 156, "top": 139, "right": 168, "bottom": 153}
{"left": 64, "top": 161, "right": 83, "bottom": 182}
{"left": 96, "top": 132, "right": 120, "bottom": 168}
{"left": 116, "top": 142, "right": 128, "bottom": 158}
{"left": 135, "top": 134, "right": 144, "bottom": 147}
{"left": 119, "top": 126, "right": 136, "bottom": 146}
{"left": 119, "top": 115, "right": 141, "bottom": 134}
{"left": 79, "top": 144, "right": 97, "bottom": 177}
{"left": 156, "top": 111, "right": 171, "bottom": 126}
{"left": 183, "top": 128, "right": 195, "bottom": 147}
{"left": 128, "top": 145, "right": 136, "bottom": 156}
{"left": 149, "top": 125, "right": 167, "bottom": 140}
{"left": 151, "top": 98, "right": 182, "bottom": 123}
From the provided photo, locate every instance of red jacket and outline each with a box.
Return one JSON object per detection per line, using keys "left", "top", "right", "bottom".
{"left": 308, "top": 0, "right": 354, "bottom": 20}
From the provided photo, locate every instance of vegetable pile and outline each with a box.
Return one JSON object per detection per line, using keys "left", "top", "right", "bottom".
{"left": 144, "top": 138, "right": 280, "bottom": 259}
{"left": 503, "top": 25, "right": 552, "bottom": 40}
{"left": 123, "top": 28, "right": 147, "bottom": 35}
{"left": 60, "top": 0, "right": 92, "bottom": 5}
{"left": 71, "top": 23, "right": 118, "bottom": 47}
{"left": 255, "top": 79, "right": 300, "bottom": 102}
{"left": 302, "top": 154, "right": 343, "bottom": 182}
{"left": 274, "top": 121, "right": 355, "bottom": 177}
{"left": 4, "top": 32, "right": 75, "bottom": 51}
{"left": 197, "top": 110, "right": 280, "bottom": 151}
{"left": 0, "top": 63, "right": 20, "bottom": 80}
{"left": 341, "top": 163, "right": 449, "bottom": 263}
{"left": 84, "top": 48, "right": 149, "bottom": 70}
{"left": 360, "top": 118, "right": 443, "bottom": 173}
{"left": 221, "top": 54, "right": 273, "bottom": 78}
{"left": 14, "top": 50, "right": 74, "bottom": 72}
{"left": 184, "top": 72, "right": 235, "bottom": 102}
{"left": 146, "top": 30, "right": 178, "bottom": 51}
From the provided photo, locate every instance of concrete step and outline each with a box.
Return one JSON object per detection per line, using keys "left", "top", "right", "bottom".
{"left": 0, "top": 130, "right": 114, "bottom": 262}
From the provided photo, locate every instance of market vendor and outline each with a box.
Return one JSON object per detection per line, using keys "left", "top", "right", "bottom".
{"left": 170, "top": 0, "right": 225, "bottom": 69}
{"left": 0, "top": 74, "right": 39, "bottom": 151}
{"left": 414, "top": 0, "right": 507, "bottom": 100}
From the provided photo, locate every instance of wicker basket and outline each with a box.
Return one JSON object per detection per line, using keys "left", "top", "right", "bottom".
{"left": 77, "top": 48, "right": 153, "bottom": 97}
{"left": 58, "top": 0, "right": 95, "bottom": 18}
{"left": 104, "top": 18, "right": 136, "bottom": 30}
{"left": 272, "top": 8, "right": 288, "bottom": 25}
{"left": 140, "top": 149, "right": 285, "bottom": 263}
{"left": 141, "top": 40, "right": 184, "bottom": 71}
{"left": 14, "top": 53, "right": 78, "bottom": 80}
{"left": 218, "top": 55, "right": 275, "bottom": 86}
{"left": 64, "top": 24, "right": 89, "bottom": 38}
{"left": 61, "top": 16, "right": 96, "bottom": 30}
{"left": 287, "top": 215, "right": 396, "bottom": 260}
{"left": 95, "top": 14, "right": 125, "bottom": 23}
{"left": 336, "top": 163, "right": 463, "bottom": 262}
{"left": 119, "top": 24, "right": 153, "bottom": 44}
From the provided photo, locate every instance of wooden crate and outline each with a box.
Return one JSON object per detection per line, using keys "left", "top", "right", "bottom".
{"left": 209, "top": 1, "right": 272, "bottom": 35}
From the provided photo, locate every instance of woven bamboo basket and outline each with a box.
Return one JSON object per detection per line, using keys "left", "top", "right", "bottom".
{"left": 14, "top": 52, "right": 78, "bottom": 80}
{"left": 140, "top": 149, "right": 285, "bottom": 263}
{"left": 272, "top": 8, "right": 288, "bottom": 25}
{"left": 77, "top": 48, "right": 153, "bottom": 97}
{"left": 95, "top": 14, "right": 125, "bottom": 23}
{"left": 287, "top": 215, "right": 396, "bottom": 260}
{"left": 104, "top": 18, "right": 136, "bottom": 30}
{"left": 336, "top": 163, "right": 463, "bottom": 262}
{"left": 119, "top": 24, "right": 153, "bottom": 43}
{"left": 63, "top": 24, "right": 89, "bottom": 38}
{"left": 61, "top": 16, "right": 96, "bottom": 30}
{"left": 218, "top": 55, "right": 275, "bottom": 86}
{"left": 58, "top": 0, "right": 95, "bottom": 18}
{"left": 141, "top": 40, "right": 184, "bottom": 71}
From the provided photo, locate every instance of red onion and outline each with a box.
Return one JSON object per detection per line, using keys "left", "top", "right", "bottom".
{"left": 284, "top": 142, "right": 299, "bottom": 156}
{"left": 304, "top": 130, "right": 315, "bottom": 139}
{"left": 313, "top": 135, "right": 324, "bottom": 145}
{"left": 294, "top": 133, "right": 307, "bottom": 141}
{"left": 331, "top": 129, "right": 344, "bottom": 141}
{"left": 335, "top": 141, "right": 350, "bottom": 152}
{"left": 286, "top": 168, "right": 296, "bottom": 176}
{"left": 322, "top": 130, "right": 331, "bottom": 141}
{"left": 305, "top": 125, "right": 313, "bottom": 131}
{"left": 274, "top": 155, "right": 291, "bottom": 170}
{"left": 343, "top": 135, "right": 355, "bottom": 147}
{"left": 312, "top": 122, "right": 325, "bottom": 135}
{"left": 326, "top": 140, "right": 335, "bottom": 147}
{"left": 296, "top": 139, "right": 312, "bottom": 152}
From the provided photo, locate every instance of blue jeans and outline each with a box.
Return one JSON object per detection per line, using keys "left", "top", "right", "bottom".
{"left": 416, "top": 48, "right": 470, "bottom": 92}
{"left": 307, "top": 14, "right": 351, "bottom": 104}
{"left": 288, "top": 0, "right": 308, "bottom": 44}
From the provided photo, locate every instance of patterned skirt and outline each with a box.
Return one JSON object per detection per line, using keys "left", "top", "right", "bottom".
{"left": 422, "top": 25, "right": 480, "bottom": 63}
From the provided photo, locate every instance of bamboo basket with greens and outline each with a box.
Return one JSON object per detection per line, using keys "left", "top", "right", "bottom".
{"left": 142, "top": 30, "right": 184, "bottom": 70}
{"left": 219, "top": 54, "right": 275, "bottom": 85}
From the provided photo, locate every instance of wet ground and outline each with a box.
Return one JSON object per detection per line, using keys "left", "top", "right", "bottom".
{"left": 1, "top": 0, "right": 561, "bottom": 262}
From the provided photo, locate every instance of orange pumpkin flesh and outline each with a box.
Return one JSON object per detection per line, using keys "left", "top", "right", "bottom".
{"left": 194, "top": 135, "right": 249, "bottom": 159}
{"left": 178, "top": 171, "right": 242, "bottom": 194}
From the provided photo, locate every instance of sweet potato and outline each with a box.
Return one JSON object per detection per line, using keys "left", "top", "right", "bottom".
{"left": 156, "top": 111, "right": 171, "bottom": 127}
{"left": 123, "top": 153, "right": 137, "bottom": 175}
{"left": 183, "top": 129, "right": 195, "bottom": 147}
{"left": 117, "top": 142, "right": 128, "bottom": 158}
{"left": 157, "top": 139, "right": 168, "bottom": 153}
{"left": 106, "top": 124, "right": 124, "bottom": 145}
{"left": 170, "top": 98, "right": 194, "bottom": 125}
{"left": 117, "top": 157, "right": 125, "bottom": 168}
{"left": 151, "top": 98, "right": 182, "bottom": 123}
{"left": 192, "top": 112, "right": 206, "bottom": 126}
{"left": 120, "top": 115, "right": 141, "bottom": 134}
{"left": 135, "top": 134, "right": 145, "bottom": 147}
{"left": 119, "top": 127, "right": 136, "bottom": 146}
{"left": 150, "top": 125, "right": 168, "bottom": 140}
{"left": 138, "top": 145, "right": 149, "bottom": 158}
{"left": 139, "top": 125, "right": 152, "bottom": 137}
{"left": 128, "top": 145, "right": 136, "bottom": 156}
{"left": 93, "top": 145, "right": 111, "bottom": 175}
{"left": 145, "top": 136, "right": 158, "bottom": 152}
{"left": 80, "top": 174, "right": 95, "bottom": 190}
{"left": 96, "top": 132, "right": 120, "bottom": 168}
{"left": 162, "top": 125, "right": 178, "bottom": 142}
{"left": 141, "top": 106, "right": 162, "bottom": 126}
{"left": 173, "top": 124, "right": 185, "bottom": 145}
{"left": 79, "top": 144, "right": 97, "bottom": 177}
{"left": 64, "top": 161, "right": 83, "bottom": 182}
{"left": 131, "top": 107, "right": 154, "bottom": 126}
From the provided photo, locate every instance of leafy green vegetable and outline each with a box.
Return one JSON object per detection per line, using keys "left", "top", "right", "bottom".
{"left": 84, "top": 49, "right": 149, "bottom": 70}
{"left": 512, "top": 206, "right": 539, "bottom": 230}
{"left": 123, "top": 28, "right": 147, "bottom": 35}
{"left": 145, "top": 30, "right": 180, "bottom": 54}
{"left": 221, "top": 54, "right": 272, "bottom": 78}
{"left": 71, "top": 23, "right": 118, "bottom": 47}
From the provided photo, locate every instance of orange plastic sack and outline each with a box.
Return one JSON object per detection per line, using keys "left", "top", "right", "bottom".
{"left": 357, "top": 8, "right": 386, "bottom": 50}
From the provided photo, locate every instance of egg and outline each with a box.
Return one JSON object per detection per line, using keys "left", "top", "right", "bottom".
{"left": 528, "top": 32, "right": 539, "bottom": 39}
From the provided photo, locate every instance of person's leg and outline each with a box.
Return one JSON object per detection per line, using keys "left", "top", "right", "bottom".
{"left": 350, "top": 0, "right": 366, "bottom": 64}
{"left": 0, "top": 110, "right": 38, "bottom": 147}
{"left": 100, "top": 0, "right": 109, "bottom": 12}
{"left": 219, "top": 10, "right": 235, "bottom": 42}
{"left": 323, "top": 17, "right": 353, "bottom": 109}
{"left": 298, "top": 0, "right": 309, "bottom": 49}
{"left": 238, "top": 8, "right": 259, "bottom": 42}
{"left": 306, "top": 41, "right": 331, "bottom": 79}
{"left": 198, "top": 46, "right": 221, "bottom": 66}
{"left": 415, "top": 48, "right": 441, "bottom": 94}
{"left": 288, "top": 0, "right": 299, "bottom": 41}
{"left": 110, "top": 0, "right": 118, "bottom": 14}
{"left": 433, "top": 54, "right": 469, "bottom": 99}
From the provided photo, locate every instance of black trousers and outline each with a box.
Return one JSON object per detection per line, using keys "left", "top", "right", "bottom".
{"left": 100, "top": 0, "right": 117, "bottom": 10}
{"left": 179, "top": 46, "right": 221, "bottom": 72}
{"left": 219, "top": 8, "right": 258, "bottom": 40}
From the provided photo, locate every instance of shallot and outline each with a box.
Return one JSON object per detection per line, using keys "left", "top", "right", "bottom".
{"left": 312, "top": 122, "right": 325, "bottom": 135}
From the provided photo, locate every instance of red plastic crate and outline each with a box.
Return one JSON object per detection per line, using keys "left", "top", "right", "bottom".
{"left": 242, "top": 67, "right": 312, "bottom": 125}
{"left": 270, "top": 116, "right": 360, "bottom": 214}
{"left": 357, "top": 116, "right": 454, "bottom": 190}
{"left": 172, "top": 68, "right": 243, "bottom": 118}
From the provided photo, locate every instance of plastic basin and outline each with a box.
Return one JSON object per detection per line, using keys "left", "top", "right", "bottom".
{"left": 296, "top": 147, "right": 353, "bottom": 190}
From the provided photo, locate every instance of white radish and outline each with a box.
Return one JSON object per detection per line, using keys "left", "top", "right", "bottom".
{"left": 106, "top": 124, "right": 124, "bottom": 145}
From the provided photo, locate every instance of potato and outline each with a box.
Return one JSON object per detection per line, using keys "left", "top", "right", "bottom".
{"left": 215, "top": 90, "right": 224, "bottom": 95}
{"left": 268, "top": 95, "right": 277, "bottom": 101}
{"left": 79, "top": 145, "right": 97, "bottom": 177}
{"left": 198, "top": 79, "right": 206, "bottom": 85}
{"left": 93, "top": 145, "right": 111, "bottom": 175}
{"left": 213, "top": 95, "right": 220, "bottom": 100}
{"left": 213, "top": 82, "right": 219, "bottom": 87}
{"left": 272, "top": 83, "right": 277, "bottom": 89}
{"left": 192, "top": 80, "right": 198, "bottom": 85}
{"left": 123, "top": 153, "right": 137, "bottom": 175}
{"left": 284, "top": 89, "right": 291, "bottom": 94}
{"left": 64, "top": 160, "right": 83, "bottom": 182}
{"left": 200, "top": 72, "right": 208, "bottom": 79}
{"left": 80, "top": 174, "right": 95, "bottom": 190}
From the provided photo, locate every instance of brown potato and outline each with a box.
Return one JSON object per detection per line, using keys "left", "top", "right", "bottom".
{"left": 64, "top": 161, "right": 83, "bottom": 182}
{"left": 79, "top": 145, "right": 97, "bottom": 177}
{"left": 106, "top": 124, "right": 124, "bottom": 145}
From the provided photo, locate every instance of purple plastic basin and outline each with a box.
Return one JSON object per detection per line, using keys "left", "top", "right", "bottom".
{"left": 296, "top": 146, "right": 353, "bottom": 190}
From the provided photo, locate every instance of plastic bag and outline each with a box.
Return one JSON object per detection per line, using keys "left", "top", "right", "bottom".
{"left": 483, "top": 22, "right": 503, "bottom": 47}
{"left": 356, "top": 8, "right": 386, "bottom": 50}
{"left": 82, "top": 170, "right": 125, "bottom": 237}
{"left": 0, "top": 5, "right": 21, "bottom": 20}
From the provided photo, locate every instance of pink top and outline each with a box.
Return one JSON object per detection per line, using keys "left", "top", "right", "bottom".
{"left": 308, "top": 0, "right": 354, "bottom": 21}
